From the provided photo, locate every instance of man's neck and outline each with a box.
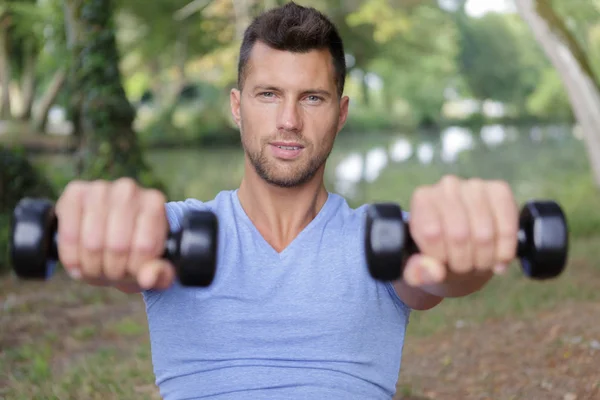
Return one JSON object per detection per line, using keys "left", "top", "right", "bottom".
{"left": 237, "top": 165, "right": 329, "bottom": 252}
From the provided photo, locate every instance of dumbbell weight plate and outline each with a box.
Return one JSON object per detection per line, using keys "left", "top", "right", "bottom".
{"left": 518, "top": 200, "right": 568, "bottom": 279}
{"left": 10, "top": 198, "right": 57, "bottom": 280}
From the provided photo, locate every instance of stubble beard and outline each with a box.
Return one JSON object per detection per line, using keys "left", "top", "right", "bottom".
{"left": 242, "top": 132, "right": 333, "bottom": 188}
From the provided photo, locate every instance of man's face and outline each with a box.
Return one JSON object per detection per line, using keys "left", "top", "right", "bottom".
{"left": 230, "top": 41, "right": 349, "bottom": 188}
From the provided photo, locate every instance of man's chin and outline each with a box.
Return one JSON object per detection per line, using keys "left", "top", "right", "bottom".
{"left": 263, "top": 174, "right": 310, "bottom": 188}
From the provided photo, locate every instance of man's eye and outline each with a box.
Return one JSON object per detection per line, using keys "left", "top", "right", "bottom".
{"left": 260, "top": 92, "right": 274, "bottom": 97}
{"left": 307, "top": 95, "right": 322, "bottom": 102}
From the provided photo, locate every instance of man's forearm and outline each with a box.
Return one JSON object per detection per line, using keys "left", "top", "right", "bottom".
{"left": 418, "top": 269, "right": 494, "bottom": 298}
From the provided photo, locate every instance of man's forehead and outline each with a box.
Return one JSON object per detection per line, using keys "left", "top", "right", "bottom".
{"left": 244, "top": 42, "right": 336, "bottom": 86}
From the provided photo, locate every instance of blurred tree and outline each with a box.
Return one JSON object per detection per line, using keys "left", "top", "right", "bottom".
{"left": 63, "top": 0, "right": 165, "bottom": 191}
{"left": 117, "top": 0, "right": 234, "bottom": 103}
{"left": 0, "top": 0, "right": 69, "bottom": 132}
{"left": 0, "top": 3, "right": 12, "bottom": 119}
{"left": 515, "top": 0, "right": 600, "bottom": 187}
{"left": 340, "top": 0, "right": 458, "bottom": 125}
{"left": 454, "top": 10, "right": 547, "bottom": 112}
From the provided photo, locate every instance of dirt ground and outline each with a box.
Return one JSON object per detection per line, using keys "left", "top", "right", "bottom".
{"left": 1, "top": 274, "right": 599, "bottom": 399}
{"left": 396, "top": 300, "right": 600, "bottom": 400}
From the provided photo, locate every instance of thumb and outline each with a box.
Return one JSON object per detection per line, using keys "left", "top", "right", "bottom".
{"left": 403, "top": 254, "right": 446, "bottom": 287}
{"left": 137, "top": 259, "right": 176, "bottom": 290}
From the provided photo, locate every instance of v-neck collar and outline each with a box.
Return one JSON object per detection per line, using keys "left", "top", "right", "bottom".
{"left": 231, "top": 189, "right": 335, "bottom": 259}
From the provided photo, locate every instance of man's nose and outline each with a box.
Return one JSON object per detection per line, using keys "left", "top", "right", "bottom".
{"left": 276, "top": 99, "right": 302, "bottom": 132}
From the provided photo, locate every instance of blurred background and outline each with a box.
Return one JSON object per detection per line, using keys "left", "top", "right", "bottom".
{"left": 1, "top": 0, "right": 599, "bottom": 399}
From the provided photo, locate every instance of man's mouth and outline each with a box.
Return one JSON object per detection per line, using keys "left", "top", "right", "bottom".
{"left": 271, "top": 142, "right": 304, "bottom": 150}
{"left": 269, "top": 142, "right": 305, "bottom": 159}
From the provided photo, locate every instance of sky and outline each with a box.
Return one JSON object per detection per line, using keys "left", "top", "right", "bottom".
{"left": 438, "top": 0, "right": 517, "bottom": 17}
{"left": 465, "top": 0, "right": 516, "bottom": 17}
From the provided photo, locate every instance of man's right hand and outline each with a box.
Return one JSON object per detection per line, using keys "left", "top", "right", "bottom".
{"left": 55, "top": 178, "right": 175, "bottom": 292}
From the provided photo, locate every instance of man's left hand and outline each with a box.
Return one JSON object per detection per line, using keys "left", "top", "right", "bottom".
{"left": 404, "top": 175, "right": 518, "bottom": 294}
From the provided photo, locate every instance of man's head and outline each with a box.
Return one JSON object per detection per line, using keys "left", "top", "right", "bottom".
{"left": 230, "top": 2, "right": 349, "bottom": 188}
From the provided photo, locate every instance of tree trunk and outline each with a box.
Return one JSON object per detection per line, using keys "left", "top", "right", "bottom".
{"left": 19, "top": 40, "right": 38, "bottom": 121}
{"left": 232, "top": 0, "right": 252, "bottom": 40}
{"left": 361, "top": 72, "right": 370, "bottom": 107}
{"left": 515, "top": 0, "right": 600, "bottom": 188}
{"left": 32, "top": 67, "right": 67, "bottom": 133}
{"left": 65, "top": 0, "right": 165, "bottom": 192}
{"left": 263, "top": 0, "right": 276, "bottom": 11}
{"left": 0, "top": 18, "right": 11, "bottom": 119}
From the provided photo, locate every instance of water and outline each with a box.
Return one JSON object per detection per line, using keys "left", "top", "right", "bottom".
{"left": 34, "top": 124, "right": 589, "bottom": 209}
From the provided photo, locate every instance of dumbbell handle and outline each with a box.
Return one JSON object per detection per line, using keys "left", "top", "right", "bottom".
{"left": 365, "top": 200, "right": 568, "bottom": 281}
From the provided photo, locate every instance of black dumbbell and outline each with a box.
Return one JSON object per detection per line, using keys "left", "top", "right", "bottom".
{"left": 364, "top": 200, "right": 568, "bottom": 281}
{"left": 9, "top": 197, "right": 219, "bottom": 287}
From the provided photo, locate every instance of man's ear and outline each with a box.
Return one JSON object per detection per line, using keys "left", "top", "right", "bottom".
{"left": 230, "top": 88, "right": 242, "bottom": 127}
{"left": 337, "top": 95, "right": 350, "bottom": 133}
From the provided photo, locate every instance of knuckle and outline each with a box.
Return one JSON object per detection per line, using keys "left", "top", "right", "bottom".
{"left": 489, "top": 180, "right": 512, "bottom": 196}
{"left": 133, "top": 234, "right": 157, "bottom": 255}
{"left": 133, "top": 228, "right": 160, "bottom": 254}
{"left": 466, "top": 177, "right": 485, "bottom": 191}
{"left": 474, "top": 226, "right": 494, "bottom": 246}
{"left": 106, "top": 237, "right": 130, "bottom": 254}
{"left": 410, "top": 186, "right": 433, "bottom": 210}
{"left": 86, "top": 180, "right": 110, "bottom": 202}
{"left": 448, "top": 226, "right": 470, "bottom": 244}
{"left": 143, "top": 189, "right": 167, "bottom": 214}
{"left": 56, "top": 180, "right": 86, "bottom": 210}
{"left": 112, "top": 178, "right": 139, "bottom": 201}
{"left": 440, "top": 174, "right": 461, "bottom": 189}
{"left": 498, "top": 225, "right": 518, "bottom": 241}
{"left": 419, "top": 222, "right": 442, "bottom": 242}
{"left": 63, "top": 179, "right": 87, "bottom": 195}
{"left": 82, "top": 235, "right": 103, "bottom": 252}
{"left": 412, "top": 186, "right": 430, "bottom": 201}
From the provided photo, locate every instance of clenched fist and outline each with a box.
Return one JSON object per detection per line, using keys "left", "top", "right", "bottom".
{"left": 404, "top": 175, "right": 519, "bottom": 289}
{"left": 55, "top": 178, "right": 174, "bottom": 291}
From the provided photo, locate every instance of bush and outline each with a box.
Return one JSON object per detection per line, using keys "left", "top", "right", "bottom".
{"left": 135, "top": 81, "right": 241, "bottom": 147}
{"left": 344, "top": 107, "right": 411, "bottom": 133}
{"left": 0, "top": 146, "right": 57, "bottom": 273}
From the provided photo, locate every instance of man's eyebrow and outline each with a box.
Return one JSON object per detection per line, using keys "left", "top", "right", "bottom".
{"left": 253, "top": 85, "right": 282, "bottom": 92}
{"left": 301, "top": 89, "right": 332, "bottom": 97}
{"left": 252, "top": 85, "right": 332, "bottom": 97}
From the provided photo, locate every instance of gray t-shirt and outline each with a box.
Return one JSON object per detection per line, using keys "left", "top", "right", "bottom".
{"left": 142, "top": 189, "right": 411, "bottom": 399}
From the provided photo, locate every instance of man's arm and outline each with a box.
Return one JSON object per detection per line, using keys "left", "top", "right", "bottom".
{"left": 393, "top": 256, "right": 495, "bottom": 310}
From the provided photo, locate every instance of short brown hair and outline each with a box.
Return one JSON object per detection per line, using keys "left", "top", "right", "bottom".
{"left": 237, "top": 1, "right": 346, "bottom": 97}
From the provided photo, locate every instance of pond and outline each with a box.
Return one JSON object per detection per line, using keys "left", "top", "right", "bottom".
{"left": 34, "top": 123, "right": 589, "bottom": 211}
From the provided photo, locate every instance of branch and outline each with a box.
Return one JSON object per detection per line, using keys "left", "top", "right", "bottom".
{"left": 535, "top": 0, "right": 600, "bottom": 90}
{"left": 173, "top": 0, "right": 212, "bottom": 21}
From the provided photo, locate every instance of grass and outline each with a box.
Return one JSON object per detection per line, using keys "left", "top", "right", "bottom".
{"left": 407, "top": 236, "right": 600, "bottom": 337}
{"left": 0, "top": 235, "right": 598, "bottom": 399}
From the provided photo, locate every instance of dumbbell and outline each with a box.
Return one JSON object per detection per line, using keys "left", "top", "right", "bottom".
{"left": 364, "top": 200, "right": 568, "bottom": 281}
{"left": 9, "top": 197, "right": 219, "bottom": 287}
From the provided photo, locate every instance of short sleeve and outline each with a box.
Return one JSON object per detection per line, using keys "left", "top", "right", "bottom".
{"left": 143, "top": 198, "right": 209, "bottom": 304}
{"left": 164, "top": 199, "right": 209, "bottom": 232}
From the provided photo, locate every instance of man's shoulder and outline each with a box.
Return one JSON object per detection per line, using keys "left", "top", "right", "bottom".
{"left": 164, "top": 190, "right": 235, "bottom": 230}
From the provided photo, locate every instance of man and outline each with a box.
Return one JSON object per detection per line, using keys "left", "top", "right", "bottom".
{"left": 55, "top": 2, "right": 518, "bottom": 399}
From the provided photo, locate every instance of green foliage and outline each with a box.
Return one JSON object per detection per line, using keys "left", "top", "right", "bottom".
{"left": 70, "top": 0, "right": 166, "bottom": 193}
{"left": 526, "top": 67, "right": 574, "bottom": 120}
{"left": 455, "top": 11, "right": 548, "bottom": 108}
{"left": 136, "top": 80, "right": 240, "bottom": 146}
{"left": 0, "top": 146, "right": 57, "bottom": 273}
